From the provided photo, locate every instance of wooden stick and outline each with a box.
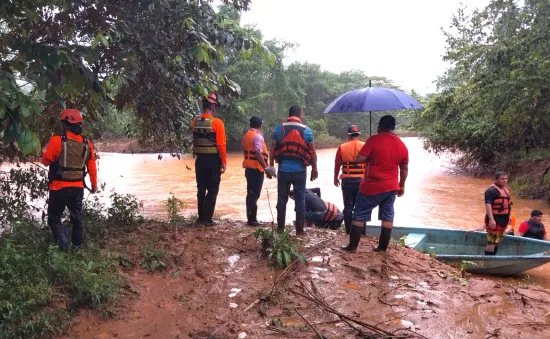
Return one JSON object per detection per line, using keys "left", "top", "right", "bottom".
{"left": 294, "top": 307, "right": 324, "bottom": 339}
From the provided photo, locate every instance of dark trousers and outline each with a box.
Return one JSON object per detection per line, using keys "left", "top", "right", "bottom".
{"left": 195, "top": 155, "right": 222, "bottom": 221}
{"left": 47, "top": 187, "right": 84, "bottom": 252}
{"left": 341, "top": 178, "right": 362, "bottom": 234}
{"left": 245, "top": 168, "right": 264, "bottom": 222}
{"left": 276, "top": 171, "right": 306, "bottom": 231}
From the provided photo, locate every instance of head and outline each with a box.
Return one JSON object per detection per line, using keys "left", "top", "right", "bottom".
{"left": 289, "top": 190, "right": 295, "bottom": 200}
{"left": 250, "top": 116, "right": 263, "bottom": 130}
{"left": 377, "top": 115, "right": 396, "bottom": 133}
{"left": 288, "top": 105, "right": 303, "bottom": 119}
{"left": 531, "top": 210, "right": 543, "bottom": 224}
{"left": 347, "top": 124, "right": 361, "bottom": 140}
{"left": 494, "top": 171, "right": 508, "bottom": 187}
{"left": 59, "top": 109, "right": 83, "bottom": 134}
{"left": 202, "top": 93, "right": 220, "bottom": 113}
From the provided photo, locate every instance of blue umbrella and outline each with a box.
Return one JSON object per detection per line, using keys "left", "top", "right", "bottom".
{"left": 323, "top": 86, "right": 424, "bottom": 135}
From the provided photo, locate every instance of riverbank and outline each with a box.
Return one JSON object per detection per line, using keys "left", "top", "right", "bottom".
{"left": 65, "top": 220, "right": 550, "bottom": 339}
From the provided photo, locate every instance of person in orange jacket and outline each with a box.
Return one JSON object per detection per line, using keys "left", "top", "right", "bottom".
{"left": 334, "top": 125, "right": 365, "bottom": 234}
{"left": 41, "top": 109, "right": 98, "bottom": 252}
{"left": 191, "top": 93, "right": 226, "bottom": 226}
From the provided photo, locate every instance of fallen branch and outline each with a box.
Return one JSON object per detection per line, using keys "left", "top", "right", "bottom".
{"left": 294, "top": 307, "right": 324, "bottom": 339}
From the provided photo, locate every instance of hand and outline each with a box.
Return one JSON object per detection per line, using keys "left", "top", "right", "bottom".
{"left": 487, "top": 219, "right": 496, "bottom": 230}
{"left": 220, "top": 164, "right": 226, "bottom": 174}
{"left": 398, "top": 186, "right": 405, "bottom": 197}
{"left": 310, "top": 168, "right": 318, "bottom": 181}
{"left": 334, "top": 178, "right": 340, "bottom": 187}
{"left": 266, "top": 173, "right": 272, "bottom": 179}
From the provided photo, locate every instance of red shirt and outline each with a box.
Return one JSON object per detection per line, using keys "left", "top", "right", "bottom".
{"left": 358, "top": 133, "right": 409, "bottom": 195}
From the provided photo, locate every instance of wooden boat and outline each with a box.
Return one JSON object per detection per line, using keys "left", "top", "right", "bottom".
{"left": 363, "top": 225, "right": 550, "bottom": 276}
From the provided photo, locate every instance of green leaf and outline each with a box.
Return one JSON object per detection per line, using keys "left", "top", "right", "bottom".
{"left": 283, "top": 251, "right": 291, "bottom": 267}
{"left": 0, "top": 106, "right": 5, "bottom": 120}
{"left": 3, "top": 122, "right": 18, "bottom": 143}
{"left": 100, "top": 35, "right": 110, "bottom": 48}
{"left": 17, "top": 129, "right": 41, "bottom": 155}
{"left": 19, "top": 95, "right": 40, "bottom": 118}
{"left": 276, "top": 250, "right": 283, "bottom": 268}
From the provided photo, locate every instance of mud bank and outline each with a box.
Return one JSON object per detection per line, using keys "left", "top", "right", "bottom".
{"left": 67, "top": 221, "right": 550, "bottom": 339}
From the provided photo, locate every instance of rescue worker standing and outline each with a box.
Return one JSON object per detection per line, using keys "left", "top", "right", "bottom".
{"left": 342, "top": 115, "right": 409, "bottom": 253}
{"left": 41, "top": 109, "right": 97, "bottom": 252}
{"left": 517, "top": 210, "right": 548, "bottom": 240}
{"left": 242, "top": 116, "right": 274, "bottom": 226}
{"left": 270, "top": 105, "right": 318, "bottom": 235}
{"left": 484, "top": 171, "right": 512, "bottom": 255}
{"left": 192, "top": 93, "right": 226, "bottom": 226}
{"left": 334, "top": 125, "right": 365, "bottom": 234}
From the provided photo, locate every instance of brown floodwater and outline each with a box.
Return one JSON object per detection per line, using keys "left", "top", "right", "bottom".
{"left": 93, "top": 137, "right": 550, "bottom": 287}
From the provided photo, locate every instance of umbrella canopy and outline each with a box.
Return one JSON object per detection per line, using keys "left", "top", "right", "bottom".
{"left": 323, "top": 87, "right": 423, "bottom": 114}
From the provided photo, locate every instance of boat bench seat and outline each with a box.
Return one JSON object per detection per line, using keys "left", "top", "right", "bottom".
{"left": 404, "top": 233, "right": 427, "bottom": 249}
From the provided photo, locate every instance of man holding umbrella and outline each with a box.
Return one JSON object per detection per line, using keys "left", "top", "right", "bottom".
{"left": 341, "top": 115, "right": 409, "bottom": 252}
{"left": 334, "top": 124, "right": 365, "bottom": 234}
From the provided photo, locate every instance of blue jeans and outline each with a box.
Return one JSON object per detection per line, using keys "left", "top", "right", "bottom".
{"left": 276, "top": 170, "right": 306, "bottom": 228}
{"left": 341, "top": 178, "right": 362, "bottom": 233}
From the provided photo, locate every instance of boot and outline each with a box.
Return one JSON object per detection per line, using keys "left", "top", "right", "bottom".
{"left": 49, "top": 218, "right": 70, "bottom": 253}
{"left": 196, "top": 198, "right": 206, "bottom": 224}
{"left": 374, "top": 227, "right": 392, "bottom": 252}
{"left": 344, "top": 215, "right": 352, "bottom": 234}
{"left": 205, "top": 199, "right": 219, "bottom": 226}
{"left": 277, "top": 210, "right": 286, "bottom": 232}
{"left": 248, "top": 205, "right": 262, "bottom": 227}
{"left": 485, "top": 250, "right": 496, "bottom": 255}
{"left": 295, "top": 212, "right": 305, "bottom": 235}
{"left": 493, "top": 245, "right": 499, "bottom": 255}
{"left": 341, "top": 225, "right": 362, "bottom": 252}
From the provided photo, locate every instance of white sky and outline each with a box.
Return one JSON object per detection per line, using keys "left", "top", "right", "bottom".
{"left": 239, "top": 0, "right": 490, "bottom": 95}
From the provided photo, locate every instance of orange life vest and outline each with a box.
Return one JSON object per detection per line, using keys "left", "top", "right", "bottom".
{"left": 339, "top": 140, "right": 366, "bottom": 179}
{"left": 242, "top": 129, "right": 268, "bottom": 172}
{"left": 273, "top": 121, "right": 312, "bottom": 166}
{"left": 322, "top": 202, "right": 338, "bottom": 222}
{"left": 490, "top": 184, "right": 512, "bottom": 215}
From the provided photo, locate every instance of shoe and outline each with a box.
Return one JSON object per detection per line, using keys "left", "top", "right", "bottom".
{"left": 341, "top": 225, "right": 362, "bottom": 252}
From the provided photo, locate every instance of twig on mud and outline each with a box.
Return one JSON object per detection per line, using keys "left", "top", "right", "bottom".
{"left": 291, "top": 284, "right": 428, "bottom": 339}
{"left": 210, "top": 320, "right": 230, "bottom": 335}
{"left": 243, "top": 299, "right": 261, "bottom": 312}
{"left": 378, "top": 283, "right": 413, "bottom": 308}
{"left": 294, "top": 307, "right": 324, "bottom": 339}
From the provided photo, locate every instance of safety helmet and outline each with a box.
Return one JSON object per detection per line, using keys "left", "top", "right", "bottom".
{"left": 204, "top": 93, "right": 220, "bottom": 106}
{"left": 59, "top": 109, "right": 83, "bottom": 124}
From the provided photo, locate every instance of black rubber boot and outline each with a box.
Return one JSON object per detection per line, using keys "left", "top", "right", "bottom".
{"left": 248, "top": 205, "right": 262, "bottom": 227}
{"left": 196, "top": 198, "right": 206, "bottom": 224}
{"left": 344, "top": 216, "right": 352, "bottom": 234}
{"left": 374, "top": 227, "right": 392, "bottom": 252}
{"left": 341, "top": 225, "right": 362, "bottom": 251}
{"left": 295, "top": 212, "right": 305, "bottom": 235}
{"left": 277, "top": 210, "right": 286, "bottom": 232}
{"left": 485, "top": 250, "right": 496, "bottom": 255}
{"left": 205, "top": 199, "right": 219, "bottom": 226}
{"left": 493, "top": 245, "right": 499, "bottom": 255}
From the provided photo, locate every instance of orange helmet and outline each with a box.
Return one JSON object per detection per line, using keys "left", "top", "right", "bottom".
{"left": 59, "top": 109, "right": 83, "bottom": 124}
{"left": 204, "top": 93, "right": 220, "bottom": 106}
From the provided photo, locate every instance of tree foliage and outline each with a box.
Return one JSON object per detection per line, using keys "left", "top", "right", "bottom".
{"left": 414, "top": 0, "right": 550, "bottom": 166}
{"left": 0, "top": 0, "right": 274, "bottom": 160}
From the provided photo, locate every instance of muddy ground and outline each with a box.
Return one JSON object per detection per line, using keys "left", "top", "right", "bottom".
{"left": 68, "top": 221, "right": 550, "bottom": 339}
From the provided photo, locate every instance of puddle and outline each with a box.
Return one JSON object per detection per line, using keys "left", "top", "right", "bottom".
{"left": 229, "top": 288, "right": 242, "bottom": 298}
{"left": 228, "top": 254, "right": 240, "bottom": 268}
{"left": 395, "top": 294, "right": 405, "bottom": 299}
{"left": 400, "top": 319, "right": 414, "bottom": 327}
{"left": 311, "top": 256, "right": 323, "bottom": 262}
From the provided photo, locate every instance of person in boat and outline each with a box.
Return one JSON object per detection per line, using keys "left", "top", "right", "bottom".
{"left": 269, "top": 105, "right": 318, "bottom": 235}
{"left": 241, "top": 116, "right": 276, "bottom": 226}
{"left": 473, "top": 212, "right": 515, "bottom": 235}
{"left": 333, "top": 125, "right": 365, "bottom": 235}
{"left": 289, "top": 188, "right": 344, "bottom": 229}
{"left": 341, "top": 115, "right": 409, "bottom": 253}
{"left": 483, "top": 171, "right": 512, "bottom": 255}
{"left": 192, "top": 93, "right": 226, "bottom": 226}
{"left": 517, "top": 210, "right": 548, "bottom": 240}
{"left": 41, "top": 109, "right": 98, "bottom": 252}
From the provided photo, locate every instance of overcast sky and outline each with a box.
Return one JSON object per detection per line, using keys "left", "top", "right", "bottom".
{"left": 238, "top": 0, "right": 490, "bottom": 95}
